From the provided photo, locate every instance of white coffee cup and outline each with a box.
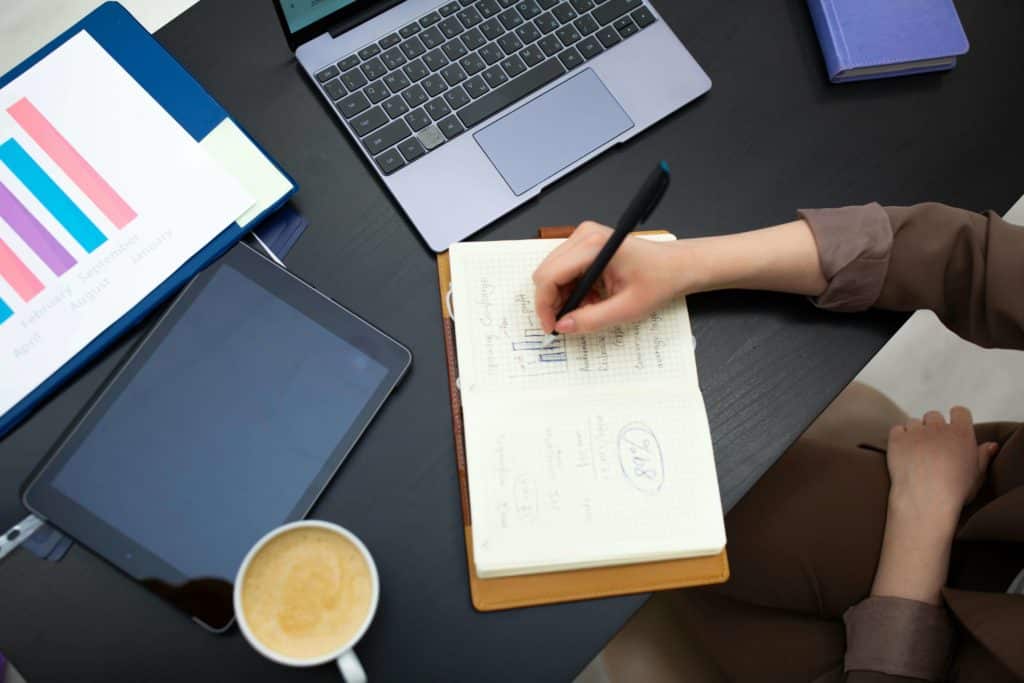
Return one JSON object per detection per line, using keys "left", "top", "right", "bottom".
{"left": 234, "top": 520, "right": 380, "bottom": 682}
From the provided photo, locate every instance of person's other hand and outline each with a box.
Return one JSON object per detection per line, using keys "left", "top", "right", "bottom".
{"left": 532, "top": 222, "right": 691, "bottom": 334}
{"left": 886, "top": 407, "right": 998, "bottom": 535}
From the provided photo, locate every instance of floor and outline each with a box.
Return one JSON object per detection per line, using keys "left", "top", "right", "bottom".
{"left": 3, "top": 4, "right": 1023, "bottom": 683}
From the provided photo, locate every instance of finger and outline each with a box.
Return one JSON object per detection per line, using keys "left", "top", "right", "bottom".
{"left": 533, "top": 240, "right": 606, "bottom": 332}
{"left": 923, "top": 410, "right": 946, "bottom": 427}
{"left": 556, "top": 291, "right": 640, "bottom": 335}
{"left": 978, "top": 442, "right": 998, "bottom": 474}
{"left": 950, "top": 405, "right": 974, "bottom": 430}
{"left": 905, "top": 417, "right": 923, "bottom": 430}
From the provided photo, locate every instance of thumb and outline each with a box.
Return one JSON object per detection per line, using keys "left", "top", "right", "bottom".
{"left": 555, "top": 291, "right": 639, "bottom": 335}
{"left": 977, "top": 442, "right": 998, "bottom": 475}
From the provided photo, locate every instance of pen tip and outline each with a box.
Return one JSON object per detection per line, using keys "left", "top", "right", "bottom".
{"left": 660, "top": 160, "right": 671, "bottom": 174}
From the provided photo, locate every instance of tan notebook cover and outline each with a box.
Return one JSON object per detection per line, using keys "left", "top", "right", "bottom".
{"left": 437, "top": 226, "right": 729, "bottom": 612}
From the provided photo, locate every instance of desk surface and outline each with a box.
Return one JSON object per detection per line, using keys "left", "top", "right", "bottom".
{"left": 2, "top": 1, "right": 1023, "bottom": 681}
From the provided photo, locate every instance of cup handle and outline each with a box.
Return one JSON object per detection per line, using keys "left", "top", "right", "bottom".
{"left": 336, "top": 650, "right": 366, "bottom": 683}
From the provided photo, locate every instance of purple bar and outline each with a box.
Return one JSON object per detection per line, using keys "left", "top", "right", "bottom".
{"left": 0, "top": 178, "right": 76, "bottom": 276}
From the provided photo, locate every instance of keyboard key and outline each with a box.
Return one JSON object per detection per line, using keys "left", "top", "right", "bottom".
{"left": 359, "top": 45, "right": 381, "bottom": 60}
{"left": 464, "top": 75, "right": 490, "bottom": 98}
{"left": 458, "top": 5, "right": 484, "bottom": 27}
{"left": 462, "top": 27, "right": 487, "bottom": 50}
{"left": 443, "top": 39, "right": 469, "bottom": 60}
{"left": 363, "top": 119, "right": 412, "bottom": 155}
{"left": 418, "top": 125, "right": 447, "bottom": 150}
{"left": 520, "top": 44, "right": 545, "bottom": 66}
{"left": 364, "top": 80, "right": 391, "bottom": 103}
{"left": 336, "top": 90, "right": 370, "bottom": 118}
{"left": 444, "top": 85, "right": 471, "bottom": 109}
{"left": 420, "top": 26, "right": 445, "bottom": 49}
{"left": 577, "top": 35, "right": 603, "bottom": 59}
{"left": 501, "top": 54, "right": 528, "bottom": 77}
{"left": 498, "top": 8, "right": 524, "bottom": 29}
{"left": 441, "top": 63, "right": 468, "bottom": 85}
{"left": 569, "top": 0, "right": 594, "bottom": 12}
{"left": 440, "top": 1, "right": 462, "bottom": 15}
{"left": 420, "top": 11, "right": 442, "bottom": 27}
{"left": 440, "top": 17, "right": 465, "bottom": 38}
{"left": 461, "top": 52, "right": 487, "bottom": 75}
{"left": 478, "top": 43, "right": 502, "bottom": 65}
{"left": 516, "top": 0, "right": 542, "bottom": 20}
{"left": 552, "top": 2, "right": 578, "bottom": 23}
{"left": 384, "top": 70, "right": 412, "bottom": 93}
{"left": 400, "top": 36, "right": 427, "bottom": 59}
{"left": 400, "top": 23, "right": 421, "bottom": 39}
{"left": 362, "top": 57, "right": 388, "bottom": 81}
{"left": 323, "top": 78, "right": 346, "bottom": 100}
{"left": 403, "top": 83, "right": 429, "bottom": 108}
{"left": 338, "top": 55, "right": 360, "bottom": 71}
{"left": 351, "top": 106, "right": 389, "bottom": 136}
{"left": 459, "top": 58, "right": 565, "bottom": 128}
{"left": 424, "top": 48, "right": 450, "bottom": 71}
{"left": 341, "top": 68, "right": 368, "bottom": 90}
{"left": 596, "top": 26, "right": 621, "bottom": 48}
{"left": 631, "top": 6, "right": 656, "bottom": 27}
{"left": 482, "top": 65, "right": 509, "bottom": 88}
{"left": 558, "top": 46, "right": 584, "bottom": 69}
{"left": 614, "top": 15, "right": 638, "bottom": 38}
{"left": 438, "top": 115, "right": 465, "bottom": 139}
{"left": 383, "top": 95, "right": 410, "bottom": 118}
{"left": 316, "top": 65, "right": 340, "bottom": 82}
{"left": 477, "top": 0, "right": 501, "bottom": 18}
{"left": 381, "top": 47, "right": 407, "bottom": 70}
{"left": 375, "top": 147, "right": 406, "bottom": 175}
{"left": 406, "top": 107, "right": 433, "bottom": 131}
{"left": 498, "top": 0, "right": 516, "bottom": 7}
{"left": 593, "top": 0, "right": 640, "bottom": 26}
{"left": 404, "top": 58, "right": 430, "bottom": 81}
{"left": 498, "top": 33, "right": 524, "bottom": 54}
{"left": 380, "top": 33, "right": 401, "bottom": 49}
{"left": 535, "top": 12, "right": 560, "bottom": 33}
{"left": 537, "top": 0, "right": 557, "bottom": 7}
{"left": 422, "top": 74, "right": 448, "bottom": 96}
{"left": 516, "top": 22, "right": 542, "bottom": 44}
{"left": 480, "top": 18, "right": 504, "bottom": 41}
{"left": 556, "top": 25, "right": 581, "bottom": 46}
{"left": 574, "top": 14, "right": 599, "bottom": 35}
{"left": 426, "top": 97, "right": 452, "bottom": 120}
{"left": 538, "top": 35, "right": 563, "bottom": 56}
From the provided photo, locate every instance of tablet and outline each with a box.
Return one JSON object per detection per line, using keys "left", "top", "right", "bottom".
{"left": 22, "top": 243, "right": 410, "bottom": 631}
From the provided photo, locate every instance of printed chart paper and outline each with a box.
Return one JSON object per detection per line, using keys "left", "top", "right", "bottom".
{"left": 0, "top": 32, "right": 252, "bottom": 418}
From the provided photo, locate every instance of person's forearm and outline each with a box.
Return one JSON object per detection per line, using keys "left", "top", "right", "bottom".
{"left": 683, "top": 220, "right": 828, "bottom": 297}
{"left": 870, "top": 495, "right": 957, "bottom": 605}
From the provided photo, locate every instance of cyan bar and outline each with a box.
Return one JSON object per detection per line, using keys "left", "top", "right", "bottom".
{"left": 0, "top": 139, "right": 106, "bottom": 253}
{"left": 0, "top": 296, "right": 11, "bottom": 324}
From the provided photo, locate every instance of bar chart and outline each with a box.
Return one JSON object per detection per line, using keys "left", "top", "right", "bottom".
{"left": 0, "top": 96, "right": 135, "bottom": 322}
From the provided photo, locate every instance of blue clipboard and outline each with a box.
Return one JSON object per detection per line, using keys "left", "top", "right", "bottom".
{"left": 0, "top": 2, "right": 297, "bottom": 437}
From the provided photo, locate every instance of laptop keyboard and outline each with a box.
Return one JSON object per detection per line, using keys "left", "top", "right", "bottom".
{"left": 314, "top": 0, "right": 658, "bottom": 176}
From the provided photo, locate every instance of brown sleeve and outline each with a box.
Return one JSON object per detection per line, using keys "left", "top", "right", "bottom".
{"left": 798, "top": 202, "right": 1024, "bottom": 349}
{"left": 843, "top": 596, "right": 954, "bottom": 681}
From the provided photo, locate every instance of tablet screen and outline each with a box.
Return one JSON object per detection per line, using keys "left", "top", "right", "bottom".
{"left": 24, "top": 245, "right": 409, "bottom": 629}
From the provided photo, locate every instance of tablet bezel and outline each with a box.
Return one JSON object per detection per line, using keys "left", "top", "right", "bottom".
{"left": 21, "top": 242, "right": 411, "bottom": 631}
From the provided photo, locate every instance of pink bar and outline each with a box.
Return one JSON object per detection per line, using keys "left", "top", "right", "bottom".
{"left": 7, "top": 97, "right": 137, "bottom": 229}
{"left": 0, "top": 236, "right": 44, "bottom": 302}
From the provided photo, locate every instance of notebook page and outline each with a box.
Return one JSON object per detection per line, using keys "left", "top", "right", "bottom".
{"left": 449, "top": 236, "right": 698, "bottom": 398}
{"left": 449, "top": 237, "right": 725, "bottom": 577}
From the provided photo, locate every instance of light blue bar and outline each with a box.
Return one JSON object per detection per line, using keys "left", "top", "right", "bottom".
{"left": 0, "top": 296, "right": 11, "bottom": 324}
{"left": 0, "top": 139, "right": 106, "bottom": 253}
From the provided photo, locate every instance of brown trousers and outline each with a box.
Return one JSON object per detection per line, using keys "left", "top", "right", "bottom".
{"left": 603, "top": 384, "right": 907, "bottom": 683}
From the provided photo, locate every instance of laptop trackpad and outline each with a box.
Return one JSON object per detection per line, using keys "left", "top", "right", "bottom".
{"left": 474, "top": 69, "right": 634, "bottom": 196}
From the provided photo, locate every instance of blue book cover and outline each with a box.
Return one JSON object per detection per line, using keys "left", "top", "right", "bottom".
{"left": 807, "top": 0, "right": 969, "bottom": 83}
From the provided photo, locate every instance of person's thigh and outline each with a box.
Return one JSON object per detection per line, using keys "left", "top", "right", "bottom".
{"left": 712, "top": 436, "right": 891, "bottom": 619}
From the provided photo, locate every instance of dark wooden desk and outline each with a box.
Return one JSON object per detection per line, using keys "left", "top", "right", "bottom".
{"left": 1, "top": 1, "right": 1022, "bottom": 680}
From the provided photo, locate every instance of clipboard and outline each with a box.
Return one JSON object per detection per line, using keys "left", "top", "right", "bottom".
{"left": 0, "top": 2, "right": 297, "bottom": 437}
{"left": 437, "top": 227, "right": 729, "bottom": 611}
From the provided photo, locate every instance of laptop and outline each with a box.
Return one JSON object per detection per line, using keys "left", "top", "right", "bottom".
{"left": 274, "top": 0, "right": 710, "bottom": 251}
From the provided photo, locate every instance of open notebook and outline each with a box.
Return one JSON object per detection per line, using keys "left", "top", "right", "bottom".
{"left": 449, "top": 235, "right": 726, "bottom": 579}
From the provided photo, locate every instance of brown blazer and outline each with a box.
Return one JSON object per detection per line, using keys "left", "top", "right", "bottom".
{"left": 800, "top": 202, "right": 1024, "bottom": 681}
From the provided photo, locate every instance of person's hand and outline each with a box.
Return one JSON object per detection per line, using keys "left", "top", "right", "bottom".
{"left": 532, "top": 221, "right": 693, "bottom": 334}
{"left": 886, "top": 407, "right": 998, "bottom": 534}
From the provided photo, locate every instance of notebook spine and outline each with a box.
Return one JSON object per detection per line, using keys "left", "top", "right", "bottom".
{"left": 807, "top": 0, "right": 846, "bottom": 82}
